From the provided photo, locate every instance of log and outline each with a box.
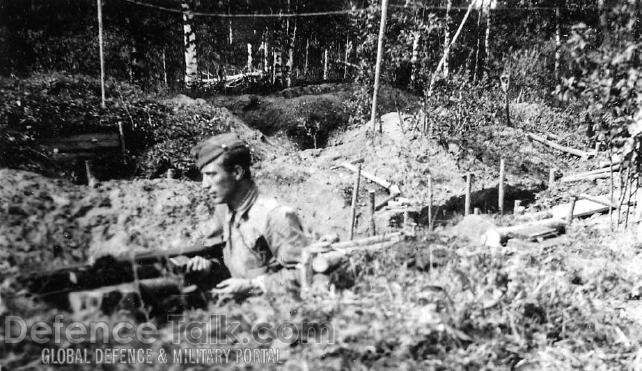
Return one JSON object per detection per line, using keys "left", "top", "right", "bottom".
{"left": 526, "top": 133, "right": 592, "bottom": 158}
{"left": 339, "top": 162, "right": 400, "bottom": 195}
{"left": 311, "top": 238, "right": 401, "bottom": 273}
{"left": 497, "top": 219, "right": 566, "bottom": 241}
{"left": 577, "top": 193, "right": 619, "bottom": 209}
{"left": 550, "top": 199, "right": 611, "bottom": 220}
{"left": 41, "top": 133, "right": 120, "bottom": 152}
{"left": 561, "top": 172, "right": 615, "bottom": 183}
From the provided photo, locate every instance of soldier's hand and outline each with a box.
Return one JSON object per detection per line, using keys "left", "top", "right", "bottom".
{"left": 186, "top": 256, "right": 212, "bottom": 273}
{"left": 210, "top": 277, "right": 263, "bottom": 296}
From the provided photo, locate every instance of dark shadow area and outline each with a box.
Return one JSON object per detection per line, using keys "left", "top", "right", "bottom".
{"left": 417, "top": 182, "right": 546, "bottom": 226}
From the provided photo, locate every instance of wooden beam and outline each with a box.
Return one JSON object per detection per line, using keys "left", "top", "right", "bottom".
{"left": 526, "top": 133, "right": 592, "bottom": 158}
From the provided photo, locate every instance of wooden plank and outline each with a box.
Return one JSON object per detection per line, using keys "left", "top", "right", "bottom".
{"left": 550, "top": 199, "right": 610, "bottom": 220}
{"left": 41, "top": 133, "right": 120, "bottom": 152}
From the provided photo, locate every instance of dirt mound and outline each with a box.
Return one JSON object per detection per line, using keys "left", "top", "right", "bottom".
{"left": 0, "top": 169, "right": 219, "bottom": 280}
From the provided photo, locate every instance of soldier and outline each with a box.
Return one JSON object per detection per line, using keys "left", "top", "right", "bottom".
{"left": 187, "top": 133, "right": 308, "bottom": 298}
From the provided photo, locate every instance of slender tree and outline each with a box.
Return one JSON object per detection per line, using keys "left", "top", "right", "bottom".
{"left": 182, "top": 0, "right": 198, "bottom": 88}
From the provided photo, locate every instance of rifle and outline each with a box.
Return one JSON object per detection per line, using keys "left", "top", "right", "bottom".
{"left": 18, "top": 237, "right": 228, "bottom": 310}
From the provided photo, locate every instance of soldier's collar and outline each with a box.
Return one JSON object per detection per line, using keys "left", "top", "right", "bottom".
{"left": 227, "top": 181, "right": 258, "bottom": 222}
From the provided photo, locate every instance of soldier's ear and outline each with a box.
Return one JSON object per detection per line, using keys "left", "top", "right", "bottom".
{"left": 232, "top": 164, "right": 245, "bottom": 181}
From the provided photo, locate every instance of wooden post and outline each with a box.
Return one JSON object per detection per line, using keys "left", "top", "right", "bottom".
{"left": 117, "top": 121, "right": 127, "bottom": 163}
{"left": 96, "top": 0, "right": 106, "bottom": 109}
{"left": 465, "top": 172, "right": 472, "bottom": 216}
{"left": 368, "top": 190, "right": 376, "bottom": 236}
{"left": 370, "top": 0, "right": 389, "bottom": 134}
{"left": 474, "top": 207, "right": 480, "bottom": 215}
{"left": 349, "top": 164, "right": 362, "bottom": 240}
{"left": 498, "top": 159, "right": 505, "bottom": 214}
{"left": 166, "top": 169, "right": 176, "bottom": 179}
{"left": 500, "top": 73, "right": 511, "bottom": 127}
{"left": 548, "top": 168, "right": 556, "bottom": 189}
{"left": 427, "top": 174, "right": 433, "bottom": 230}
{"left": 567, "top": 196, "right": 577, "bottom": 225}
{"left": 85, "top": 160, "right": 97, "bottom": 187}
{"left": 513, "top": 200, "right": 522, "bottom": 215}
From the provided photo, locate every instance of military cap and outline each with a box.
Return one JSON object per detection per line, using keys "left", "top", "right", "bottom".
{"left": 192, "top": 133, "right": 249, "bottom": 170}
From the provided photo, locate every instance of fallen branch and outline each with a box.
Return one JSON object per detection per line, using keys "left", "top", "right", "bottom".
{"left": 526, "top": 133, "right": 592, "bottom": 158}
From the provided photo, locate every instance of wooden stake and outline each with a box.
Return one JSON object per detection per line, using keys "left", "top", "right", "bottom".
{"left": 85, "top": 160, "right": 97, "bottom": 187}
{"left": 368, "top": 190, "right": 376, "bottom": 236}
{"left": 474, "top": 207, "right": 480, "bottom": 215}
{"left": 465, "top": 172, "right": 472, "bottom": 216}
{"left": 499, "top": 159, "right": 505, "bottom": 215}
{"left": 370, "top": 0, "right": 389, "bottom": 133}
{"left": 427, "top": 174, "right": 433, "bottom": 230}
{"left": 166, "top": 169, "right": 176, "bottom": 179}
{"left": 97, "top": 0, "right": 106, "bottom": 109}
{"left": 549, "top": 168, "right": 556, "bottom": 189}
{"left": 567, "top": 196, "right": 577, "bottom": 225}
{"left": 501, "top": 73, "right": 511, "bottom": 127}
{"left": 117, "top": 121, "right": 127, "bottom": 163}
{"left": 349, "top": 164, "right": 362, "bottom": 240}
{"left": 513, "top": 200, "right": 522, "bottom": 215}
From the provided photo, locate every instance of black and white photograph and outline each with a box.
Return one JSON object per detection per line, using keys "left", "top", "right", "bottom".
{"left": 1, "top": 0, "right": 641, "bottom": 369}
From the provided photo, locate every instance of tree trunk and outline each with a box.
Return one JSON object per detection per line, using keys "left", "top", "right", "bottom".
{"left": 483, "top": 0, "right": 491, "bottom": 77}
{"left": 286, "top": 19, "right": 295, "bottom": 87}
{"left": 370, "top": 0, "right": 389, "bottom": 133}
{"left": 304, "top": 38, "right": 309, "bottom": 76}
{"left": 182, "top": 0, "right": 198, "bottom": 89}
{"left": 263, "top": 30, "right": 269, "bottom": 73}
{"left": 323, "top": 49, "right": 329, "bottom": 81}
{"left": 555, "top": 4, "right": 561, "bottom": 81}
{"left": 96, "top": 0, "right": 106, "bottom": 108}
{"left": 443, "top": 0, "right": 452, "bottom": 78}
{"left": 162, "top": 49, "right": 167, "bottom": 87}
{"left": 598, "top": 0, "right": 608, "bottom": 44}
{"left": 247, "top": 43, "right": 252, "bottom": 71}
{"left": 229, "top": 20, "right": 233, "bottom": 45}
{"left": 344, "top": 35, "right": 350, "bottom": 80}
{"left": 473, "top": 1, "right": 482, "bottom": 81}
{"left": 411, "top": 31, "right": 420, "bottom": 83}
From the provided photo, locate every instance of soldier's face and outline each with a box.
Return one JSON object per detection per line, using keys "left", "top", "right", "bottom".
{"left": 201, "top": 157, "right": 240, "bottom": 205}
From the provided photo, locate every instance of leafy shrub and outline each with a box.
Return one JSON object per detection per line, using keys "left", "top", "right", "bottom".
{"left": 0, "top": 73, "right": 231, "bottom": 179}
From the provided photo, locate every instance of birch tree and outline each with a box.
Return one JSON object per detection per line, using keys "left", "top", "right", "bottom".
{"left": 182, "top": 0, "right": 198, "bottom": 88}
